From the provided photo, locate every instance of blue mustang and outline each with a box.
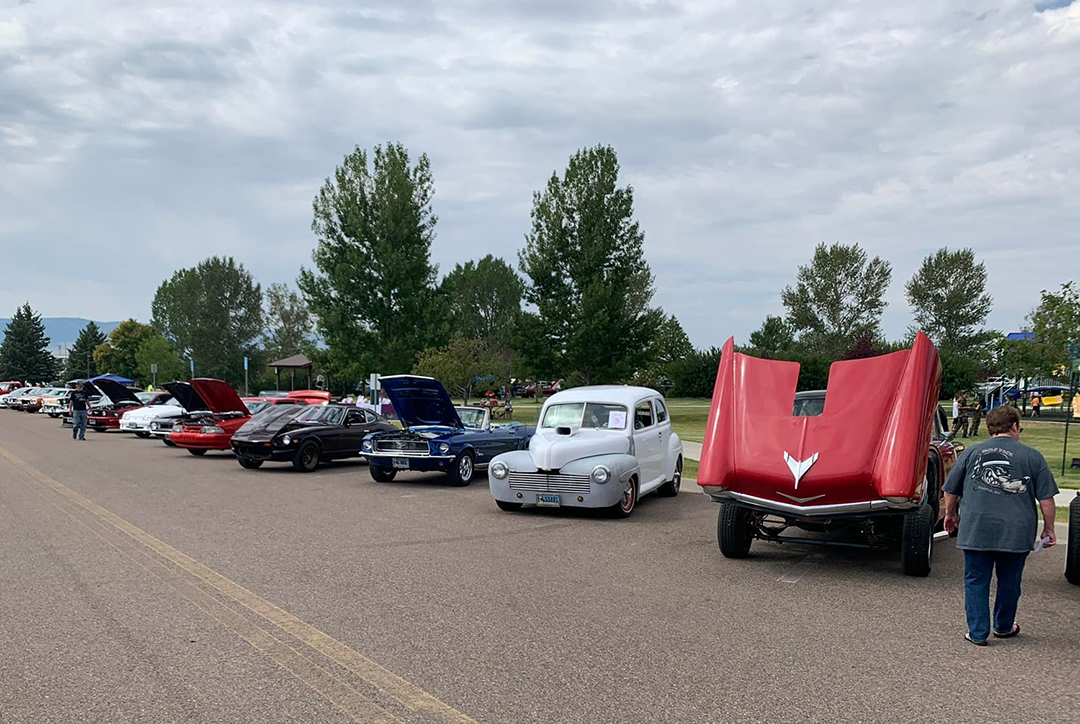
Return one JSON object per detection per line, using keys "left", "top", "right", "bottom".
{"left": 362, "top": 375, "right": 534, "bottom": 485}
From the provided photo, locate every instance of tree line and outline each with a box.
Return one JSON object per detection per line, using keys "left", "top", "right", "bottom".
{"left": 1, "top": 141, "right": 1077, "bottom": 400}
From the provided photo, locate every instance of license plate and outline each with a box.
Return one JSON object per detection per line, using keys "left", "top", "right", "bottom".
{"left": 392, "top": 458, "right": 411, "bottom": 470}
{"left": 536, "top": 493, "right": 561, "bottom": 507}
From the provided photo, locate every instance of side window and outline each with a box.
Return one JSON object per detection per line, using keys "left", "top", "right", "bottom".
{"left": 653, "top": 398, "right": 668, "bottom": 424}
{"left": 363, "top": 410, "right": 377, "bottom": 423}
{"left": 345, "top": 409, "right": 364, "bottom": 426}
{"left": 634, "top": 401, "right": 654, "bottom": 430}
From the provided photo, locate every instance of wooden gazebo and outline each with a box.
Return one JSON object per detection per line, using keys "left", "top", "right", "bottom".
{"left": 268, "top": 354, "right": 313, "bottom": 391}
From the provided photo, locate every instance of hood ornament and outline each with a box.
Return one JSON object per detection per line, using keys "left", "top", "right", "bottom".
{"left": 784, "top": 451, "right": 818, "bottom": 490}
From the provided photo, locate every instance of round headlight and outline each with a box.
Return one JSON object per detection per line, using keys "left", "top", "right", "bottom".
{"left": 150, "top": 422, "right": 159, "bottom": 430}
{"left": 282, "top": 434, "right": 292, "bottom": 446}
{"left": 171, "top": 423, "right": 183, "bottom": 432}
{"left": 438, "top": 442, "right": 450, "bottom": 454}
{"left": 491, "top": 461, "right": 508, "bottom": 479}
{"left": 361, "top": 439, "right": 373, "bottom": 451}
{"left": 591, "top": 465, "right": 611, "bottom": 484}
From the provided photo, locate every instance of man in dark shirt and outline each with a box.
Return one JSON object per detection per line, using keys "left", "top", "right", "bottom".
{"left": 70, "top": 383, "right": 90, "bottom": 441}
{"left": 944, "top": 404, "right": 1058, "bottom": 646}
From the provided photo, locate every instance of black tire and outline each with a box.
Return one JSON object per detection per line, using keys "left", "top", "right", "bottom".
{"left": 163, "top": 438, "right": 176, "bottom": 447}
{"left": 238, "top": 457, "right": 264, "bottom": 470}
{"left": 1066, "top": 495, "right": 1080, "bottom": 585}
{"left": 718, "top": 502, "right": 754, "bottom": 558}
{"left": 496, "top": 500, "right": 523, "bottom": 512}
{"left": 901, "top": 504, "right": 935, "bottom": 577}
{"left": 658, "top": 456, "right": 682, "bottom": 497}
{"left": 48, "top": 413, "right": 59, "bottom": 419}
{"left": 292, "top": 441, "right": 320, "bottom": 472}
{"left": 448, "top": 450, "right": 476, "bottom": 486}
{"left": 135, "top": 431, "right": 150, "bottom": 438}
{"left": 369, "top": 465, "right": 397, "bottom": 482}
{"left": 187, "top": 448, "right": 207, "bottom": 456}
{"left": 608, "top": 476, "right": 638, "bottom": 518}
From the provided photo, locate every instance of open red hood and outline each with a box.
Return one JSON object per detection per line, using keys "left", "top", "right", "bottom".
{"left": 698, "top": 332, "right": 941, "bottom": 506}
{"left": 188, "top": 378, "right": 249, "bottom": 415}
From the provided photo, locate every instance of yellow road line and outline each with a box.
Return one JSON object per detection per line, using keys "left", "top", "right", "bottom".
{"left": 0, "top": 445, "right": 478, "bottom": 724}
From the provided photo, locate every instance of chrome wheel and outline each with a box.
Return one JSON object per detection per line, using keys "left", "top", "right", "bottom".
{"left": 620, "top": 478, "right": 635, "bottom": 512}
{"left": 673, "top": 458, "right": 682, "bottom": 492}
{"left": 459, "top": 455, "right": 473, "bottom": 481}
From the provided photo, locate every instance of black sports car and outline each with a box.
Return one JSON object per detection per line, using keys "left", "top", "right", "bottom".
{"left": 230, "top": 404, "right": 396, "bottom": 471}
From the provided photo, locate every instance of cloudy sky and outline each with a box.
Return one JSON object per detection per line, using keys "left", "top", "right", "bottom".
{"left": 1, "top": 0, "right": 1077, "bottom": 349}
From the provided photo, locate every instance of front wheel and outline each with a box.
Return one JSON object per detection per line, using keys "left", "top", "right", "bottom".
{"left": 187, "top": 448, "right": 207, "bottom": 456}
{"left": 496, "top": 500, "right": 523, "bottom": 512}
{"left": 448, "top": 451, "right": 475, "bottom": 486}
{"left": 369, "top": 465, "right": 397, "bottom": 483}
{"left": 1065, "top": 495, "right": 1080, "bottom": 585}
{"left": 292, "top": 441, "right": 320, "bottom": 472}
{"left": 48, "top": 413, "right": 60, "bottom": 419}
{"left": 658, "top": 456, "right": 682, "bottom": 497}
{"left": 135, "top": 431, "right": 150, "bottom": 438}
{"left": 718, "top": 502, "right": 754, "bottom": 558}
{"left": 163, "top": 438, "right": 176, "bottom": 447}
{"left": 237, "top": 457, "right": 263, "bottom": 470}
{"left": 608, "top": 477, "right": 638, "bottom": 518}
{"left": 901, "top": 504, "right": 934, "bottom": 577}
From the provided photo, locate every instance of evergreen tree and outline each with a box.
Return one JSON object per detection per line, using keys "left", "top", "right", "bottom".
{"left": 64, "top": 321, "right": 107, "bottom": 380}
{"left": 0, "top": 303, "right": 58, "bottom": 381}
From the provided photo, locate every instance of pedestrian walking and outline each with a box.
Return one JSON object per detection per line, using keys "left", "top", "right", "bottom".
{"left": 70, "top": 382, "right": 90, "bottom": 441}
{"left": 1031, "top": 394, "right": 1041, "bottom": 418}
{"left": 943, "top": 404, "right": 1058, "bottom": 646}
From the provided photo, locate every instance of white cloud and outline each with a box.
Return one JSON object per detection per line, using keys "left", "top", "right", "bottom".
{"left": 0, "top": 0, "right": 1077, "bottom": 347}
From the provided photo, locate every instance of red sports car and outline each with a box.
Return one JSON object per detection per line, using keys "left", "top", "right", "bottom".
{"left": 166, "top": 379, "right": 251, "bottom": 456}
{"left": 699, "top": 332, "right": 959, "bottom": 577}
{"left": 86, "top": 379, "right": 172, "bottom": 431}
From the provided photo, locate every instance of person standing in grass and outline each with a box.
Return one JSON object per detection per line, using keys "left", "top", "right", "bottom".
{"left": 1031, "top": 394, "right": 1041, "bottom": 418}
{"left": 943, "top": 404, "right": 1058, "bottom": 646}
{"left": 968, "top": 395, "right": 984, "bottom": 437}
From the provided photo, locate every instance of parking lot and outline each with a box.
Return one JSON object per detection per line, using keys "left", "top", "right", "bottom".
{"left": 1, "top": 411, "right": 1077, "bottom": 724}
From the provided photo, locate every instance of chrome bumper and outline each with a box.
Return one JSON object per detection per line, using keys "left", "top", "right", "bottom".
{"left": 703, "top": 489, "right": 919, "bottom": 517}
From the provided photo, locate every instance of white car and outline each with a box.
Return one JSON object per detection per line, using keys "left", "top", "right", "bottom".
{"left": 488, "top": 386, "right": 683, "bottom": 517}
{"left": 120, "top": 398, "right": 185, "bottom": 439}
{"left": 41, "top": 388, "right": 73, "bottom": 417}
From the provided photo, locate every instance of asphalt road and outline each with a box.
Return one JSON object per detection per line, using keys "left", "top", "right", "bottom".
{"left": 1, "top": 412, "right": 1077, "bottom": 724}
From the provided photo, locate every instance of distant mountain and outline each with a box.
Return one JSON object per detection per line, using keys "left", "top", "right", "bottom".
{"left": 0, "top": 317, "right": 122, "bottom": 353}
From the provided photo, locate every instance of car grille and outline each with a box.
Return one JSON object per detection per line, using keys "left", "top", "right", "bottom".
{"left": 507, "top": 472, "right": 591, "bottom": 495}
{"left": 374, "top": 440, "right": 429, "bottom": 455}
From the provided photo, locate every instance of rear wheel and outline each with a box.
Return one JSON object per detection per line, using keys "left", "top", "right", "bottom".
{"left": 496, "top": 500, "right": 523, "bottom": 512}
{"left": 1066, "top": 495, "right": 1080, "bottom": 585}
{"left": 718, "top": 502, "right": 754, "bottom": 558}
{"left": 448, "top": 451, "right": 475, "bottom": 486}
{"left": 369, "top": 465, "right": 397, "bottom": 482}
{"left": 901, "top": 504, "right": 934, "bottom": 577}
{"left": 187, "top": 448, "right": 207, "bottom": 457}
{"left": 658, "top": 456, "right": 682, "bottom": 497}
{"left": 608, "top": 477, "right": 638, "bottom": 518}
{"left": 292, "top": 441, "right": 320, "bottom": 472}
{"left": 238, "top": 457, "right": 264, "bottom": 470}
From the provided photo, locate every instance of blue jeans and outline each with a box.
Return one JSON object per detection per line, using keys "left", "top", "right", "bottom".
{"left": 963, "top": 550, "right": 1028, "bottom": 642}
{"left": 72, "top": 410, "right": 88, "bottom": 439}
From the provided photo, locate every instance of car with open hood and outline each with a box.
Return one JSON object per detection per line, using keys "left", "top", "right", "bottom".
{"left": 164, "top": 379, "right": 251, "bottom": 455}
{"left": 84, "top": 379, "right": 171, "bottom": 431}
{"left": 232, "top": 403, "right": 396, "bottom": 471}
{"left": 487, "top": 386, "right": 683, "bottom": 517}
{"left": 698, "top": 332, "right": 958, "bottom": 577}
{"left": 120, "top": 397, "right": 186, "bottom": 437}
{"left": 361, "top": 375, "right": 534, "bottom": 485}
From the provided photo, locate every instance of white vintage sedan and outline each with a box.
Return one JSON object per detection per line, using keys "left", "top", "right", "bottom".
{"left": 488, "top": 386, "right": 683, "bottom": 517}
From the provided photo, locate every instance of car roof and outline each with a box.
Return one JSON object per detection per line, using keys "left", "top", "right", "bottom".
{"left": 543, "top": 385, "right": 663, "bottom": 406}
{"left": 795, "top": 390, "right": 826, "bottom": 400}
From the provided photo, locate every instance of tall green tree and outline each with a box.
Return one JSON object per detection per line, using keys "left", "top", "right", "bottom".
{"left": 905, "top": 248, "right": 993, "bottom": 354}
{"left": 441, "top": 255, "right": 522, "bottom": 342}
{"left": 135, "top": 334, "right": 186, "bottom": 386}
{"left": 263, "top": 282, "right": 314, "bottom": 361}
{"left": 64, "top": 321, "right": 107, "bottom": 380}
{"left": 640, "top": 312, "right": 693, "bottom": 382}
{"left": 93, "top": 320, "right": 157, "bottom": 381}
{"left": 747, "top": 315, "right": 795, "bottom": 358}
{"left": 299, "top": 142, "right": 440, "bottom": 377}
{"left": 518, "top": 144, "right": 656, "bottom": 385}
{"left": 413, "top": 333, "right": 510, "bottom": 405}
{"left": 0, "top": 303, "right": 57, "bottom": 381}
{"left": 151, "top": 256, "right": 264, "bottom": 386}
{"left": 781, "top": 242, "right": 892, "bottom": 357}
{"left": 1029, "top": 281, "right": 1080, "bottom": 376}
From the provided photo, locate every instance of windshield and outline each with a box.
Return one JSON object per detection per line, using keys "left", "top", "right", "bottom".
{"left": 793, "top": 395, "right": 825, "bottom": 417}
{"left": 246, "top": 400, "right": 270, "bottom": 415}
{"left": 135, "top": 392, "right": 156, "bottom": 403}
{"left": 541, "top": 402, "right": 628, "bottom": 430}
{"left": 456, "top": 407, "right": 486, "bottom": 429}
{"left": 296, "top": 406, "right": 344, "bottom": 425}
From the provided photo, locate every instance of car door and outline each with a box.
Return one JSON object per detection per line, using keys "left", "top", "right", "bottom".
{"left": 632, "top": 399, "right": 664, "bottom": 490}
{"left": 652, "top": 397, "right": 674, "bottom": 481}
{"left": 329, "top": 408, "right": 367, "bottom": 458}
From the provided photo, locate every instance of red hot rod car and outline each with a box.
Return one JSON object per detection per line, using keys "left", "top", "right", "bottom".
{"left": 165, "top": 379, "right": 251, "bottom": 456}
{"left": 698, "top": 332, "right": 959, "bottom": 577}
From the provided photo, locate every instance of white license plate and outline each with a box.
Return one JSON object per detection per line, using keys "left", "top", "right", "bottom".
{"left": 536, "top": 493, "right": 561, "bottom": 507}
{"left": 392, "top": 458, "right": 411, "bottom": 470}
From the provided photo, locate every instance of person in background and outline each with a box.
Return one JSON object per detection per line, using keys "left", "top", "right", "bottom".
{"left": 69, "top": 382, "right": 90, "bottom": 441}
{"left": 952, "top": 396, "right": 962, "bottom": 433}
{"left": 967, "top": 395, "right": 984, "bottom": 437}
{"left": 1031, "top": 394, "right": 1041, "bottom": 418}
{"left": 943, "top": 404, "right": 1058, "bottom": 646}
{"left": 954, "top": 394, "right": 970, "bottom": 438}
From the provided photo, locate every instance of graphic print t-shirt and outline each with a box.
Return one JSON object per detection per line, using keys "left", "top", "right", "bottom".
{"left": 70, "top": 390, "right": 89, "bottom": 411}
{"left": 944, "top": 437, "right": 1058, "bottom": 552}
